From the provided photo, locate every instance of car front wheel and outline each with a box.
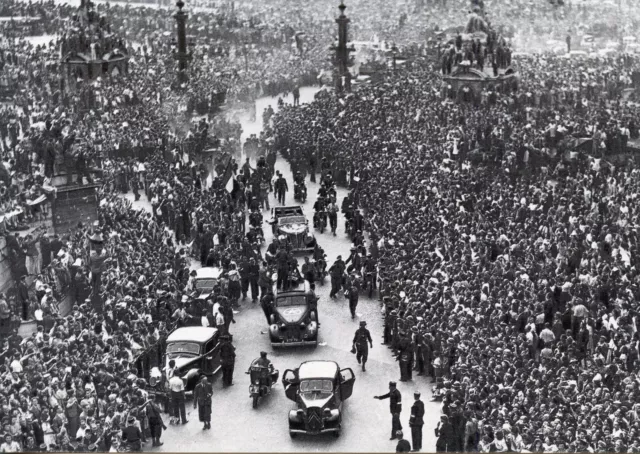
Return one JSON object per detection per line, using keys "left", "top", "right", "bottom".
{"left": 333, "top": 430, "right": 341, "bottom": 438}
{"left": 289, "top": 432, "right": 297, "bottom": 439}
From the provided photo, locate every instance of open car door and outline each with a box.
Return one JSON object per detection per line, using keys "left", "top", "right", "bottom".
{"left": 340, "top": 368, "right": 355, "bottom": 400}
{"left": 282, "top": 369, "right": 299, "bottom": 401}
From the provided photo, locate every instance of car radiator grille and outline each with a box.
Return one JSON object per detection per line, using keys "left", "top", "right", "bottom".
{"left": 305, "top": 407, "right": 324, "bottom": 432}
{"left": 285, "top": 325, "right": 301, "bottom": 342}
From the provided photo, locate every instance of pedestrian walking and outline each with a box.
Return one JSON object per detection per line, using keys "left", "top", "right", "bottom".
{"left": 220, "top": 335, "right": 236, "bottom": 387}
{"left": 353, "top": 321, "right": 373, "bottom": 371}
{"left": 193, "top": 376, "right": 213, "bottom": 430}
{"left": 374, "top": 381, "right": 402, "bottom": 440}
{"left": 275, "top": 174, "right": 288, "bottom": 205}
{"left": 409, "top": 391, "right": 425, "bottom": 452}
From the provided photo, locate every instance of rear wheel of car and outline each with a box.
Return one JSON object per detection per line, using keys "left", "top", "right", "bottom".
{"left": 289, "top": 432, "right": 297, "bottom": 439}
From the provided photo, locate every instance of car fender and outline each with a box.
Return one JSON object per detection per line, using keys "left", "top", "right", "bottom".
{"left": 184, "top": 368, "right": 201, "bottom": 388}
{"left": 289, "top": 409, "right": 303, "bottom": 422}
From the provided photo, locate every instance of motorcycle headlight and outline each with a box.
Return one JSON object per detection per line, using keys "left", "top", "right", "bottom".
{"left": 253, "top": 379, "right": 260, "bottom": 385}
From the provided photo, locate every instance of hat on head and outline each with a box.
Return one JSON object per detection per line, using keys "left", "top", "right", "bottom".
{"left": 414, "top": 391, "right": 421, "bottom": 397}
{"left": 360, "top": 321, "right": 366, "bottom": 326}
{"left": 389, "top": 381, "right": 397, "bottom": 387}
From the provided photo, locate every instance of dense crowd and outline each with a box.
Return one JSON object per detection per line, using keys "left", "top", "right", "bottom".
{"left": 1, "top": 0, "right": 640, "bottom": 450}
{"left": 270, "top": 45, "right": 640, "bottom": 452}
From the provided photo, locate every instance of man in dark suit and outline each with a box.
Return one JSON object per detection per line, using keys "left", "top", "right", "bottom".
{"left": 396, "top": 430, "right": 412, "bottom": 452}
{"left": 409, "top": 391, "right": 425, "bottom": 451}
{"left": 375, "top": 381, "right": 402, "bottom": 440}
{"left": 435, "top": 414, "right": 455, "bottom": 452}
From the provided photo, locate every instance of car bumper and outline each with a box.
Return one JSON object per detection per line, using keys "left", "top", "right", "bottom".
{"left": 271, "top": 339, "right": 317, "bottom": 347}
{"left": 289, "top": 428, "right": 340, "bottom": 435}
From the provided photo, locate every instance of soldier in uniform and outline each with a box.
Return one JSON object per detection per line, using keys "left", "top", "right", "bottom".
{"left": 219, "top": 335, "right": 236, "bottom": 387}
{"left": 374, "top": 381, "right": 402, "bottom": 440}
{"left": 409, "top": 391, "right": 425, "bottom": 451}
{"left": 193, "top": 376, "right": 213, "bottom": 430}
{"left": 352, "top": 321, "right": 373, "bottom": 371}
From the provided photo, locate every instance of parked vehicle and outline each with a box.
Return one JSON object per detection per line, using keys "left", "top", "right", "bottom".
{"left": 165, "top": 327, "right": 222, "bottom": 391}
{"left": 282, "top": 361, "right": 355, "bottom": 438}
{"left": 193, "top": 267, "right": 223, "bottom": 300}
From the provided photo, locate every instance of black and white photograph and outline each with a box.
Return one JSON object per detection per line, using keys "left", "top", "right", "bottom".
{"left": 0, "top": 0, "right": 639, "bottom": 451}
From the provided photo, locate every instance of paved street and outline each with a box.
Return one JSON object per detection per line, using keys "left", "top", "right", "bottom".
{"left": 125, "top": 89, "right": 441, "bottom": 452}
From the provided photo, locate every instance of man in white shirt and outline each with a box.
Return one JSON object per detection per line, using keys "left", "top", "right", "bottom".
{"left": 168, "top": 375, "right": 188, "bottom": 425}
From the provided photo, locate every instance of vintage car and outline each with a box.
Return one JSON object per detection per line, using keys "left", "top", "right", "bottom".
{"left": 269, "top": 286, "right": 318, "bottom": 347}
{"left": 268, "top": 206, "right": 316, "bottom": 252}
{"left": 282, "top": 361, "right": 355, "bottom": 438}
{"left": 165, "top": 327, "right": 222, "bottom": 391}
{"left": 193, "top": 267, "right": 223, "bottom": 300}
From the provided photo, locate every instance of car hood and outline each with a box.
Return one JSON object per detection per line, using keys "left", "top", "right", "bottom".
{"left": 275, "top": 305, "right": 307, "bottom": 324}
{"left": 166, "top": 355, "right": 200, "bottom": 372}
{"left": 196, "top": 292, "right": 211, "bottom": 300}
{"left": 299, "top": 394, "right": 333, "bottom": 411}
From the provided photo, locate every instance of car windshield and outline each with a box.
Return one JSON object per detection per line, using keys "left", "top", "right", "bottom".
{"left": 195, "top": 279, "right": 217, "bottom": 291}
{"left": 166, "top": 342, "right": 200, "bottom": 357}
{"left": 279, "top": 216, "right": 306, "bottom": 224}
{"left": 300, "top": 379, "right": 333, "bottom": 400}
{"left": 276, "top": 295, "right": 307, "bottom": 307}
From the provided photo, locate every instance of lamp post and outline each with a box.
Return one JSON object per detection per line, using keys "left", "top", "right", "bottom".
{"left": 391, "top": 44, "right": 398, "bottom": 73}
{"left": 330, "top": 1, "right": 355, "bottom": 93}
{"left": 173, "top": 0, "right": 191, "bottom": 84}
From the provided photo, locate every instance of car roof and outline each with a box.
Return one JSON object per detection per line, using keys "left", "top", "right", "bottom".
{"left": 298, "top": 361, "right": 339, "bottom": 380}
{"left": 274, "top": 206, "right": 304, "bottom": 214}
{"left": 167, "top": 327, "right": 218, "bottom": 344}
{"left": 195, "top": 267, "right": 223, "bottom": 279}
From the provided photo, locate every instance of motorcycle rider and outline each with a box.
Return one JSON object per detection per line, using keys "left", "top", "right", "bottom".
{"left": 293, "top": 171, "right": 305, "bottom": 200}
{"left": 301, "top": 256, "right": 316, "bottom": 284}
{"left": 253, "top": 351, "right": 275, "bottom": 388}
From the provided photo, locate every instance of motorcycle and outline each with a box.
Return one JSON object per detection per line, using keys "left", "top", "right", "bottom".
{"left": 313, "top": 258, "right": 327, "bottom": 284}
{"left": 294, "top": 182, "right": 307, "bottom": 203}
{"left": 314, "top": 210, "right": 327, "bottom": 234}
{"left": 246, "top": 362, "right": 279, "bottom": 409}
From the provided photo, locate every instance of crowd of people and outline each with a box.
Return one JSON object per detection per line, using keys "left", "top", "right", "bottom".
{"left": 270, "top": 39, "right": 640, "bottom": 454}
{"left": 1, "top": 0, "right": 640, "bottom": 450}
